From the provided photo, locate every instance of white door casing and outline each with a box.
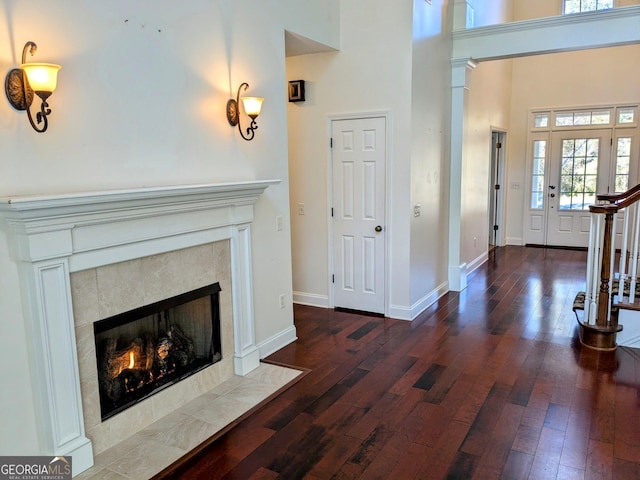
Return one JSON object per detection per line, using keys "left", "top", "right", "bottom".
{"left": 331, "top": 117, "right": 386, "bottom": 314}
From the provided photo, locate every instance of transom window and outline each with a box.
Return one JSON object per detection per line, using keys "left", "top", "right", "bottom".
{"left": 563, "top": 0, "right": 614, "bottom": 14}
{"left": 556, "top": 110, "right": 610, "bottom": 127}
{"left": 618, "top": 108, "right": 636, "bottom": 125}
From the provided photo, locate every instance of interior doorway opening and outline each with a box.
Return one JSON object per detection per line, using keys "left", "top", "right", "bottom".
{"left": 489, "top": 130, "right": 506, "bottom": 248}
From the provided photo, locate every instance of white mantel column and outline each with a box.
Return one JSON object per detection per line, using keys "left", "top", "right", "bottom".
{"left": 448, "top": 58, "right": 477, "bottom": 292}
{"left": 10, "top": 229, "right": 93, "bottom": 476}
{"left": 231, "top": 223, "right": 260, "bottom": 375}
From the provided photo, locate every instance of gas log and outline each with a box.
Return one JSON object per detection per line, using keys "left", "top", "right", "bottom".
{"left": 98, "top": 325, "right": 195, "bottom": 402}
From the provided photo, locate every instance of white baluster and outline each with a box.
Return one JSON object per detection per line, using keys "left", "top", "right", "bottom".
{"left": 619, "top": 206, "right": 630, "bottom": 305}
{"left": 607, "top": 212, "right": 617, "bottom": 324}
{"left": 589, "top": 213, "right": 603, "bottom": 325}
{"left": 630, "top": 203, "right": 640, "bottom": 303}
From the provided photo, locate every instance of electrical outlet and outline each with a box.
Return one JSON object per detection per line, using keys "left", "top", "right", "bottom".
{"left": 511, "top": 182, "right": 521, "bottom": 190}
{"left": 276, "top": 215, "right": 283, "bottom": 231}
{"left": 298, "top": 203, "right": 305, "bottom": 215}
{"left": 279, "top": 294, "right": 285, "bottom": 309}
{"left": 414, "top": 204, "right": 421, "bottom": 217}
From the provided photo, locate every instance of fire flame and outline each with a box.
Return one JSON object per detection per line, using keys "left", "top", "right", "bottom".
{"left": 128, "top": 351, "right": 135, "bottom": 369}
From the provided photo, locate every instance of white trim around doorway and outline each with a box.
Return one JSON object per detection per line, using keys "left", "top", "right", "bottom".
{"left": 326, "top": 110, "right": 393, "bottom": 317}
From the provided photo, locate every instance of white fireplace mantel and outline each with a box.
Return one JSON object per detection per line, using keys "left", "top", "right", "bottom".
{"left": 0, "top": 180, "right": 280, "bottom": 476}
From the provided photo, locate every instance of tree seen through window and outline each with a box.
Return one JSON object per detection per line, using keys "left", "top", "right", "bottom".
{"left": 563, "top": 0, "right": 613, "bottom": 14}
{"left": 560, "top": 138, "right": 599, "bottom": 210}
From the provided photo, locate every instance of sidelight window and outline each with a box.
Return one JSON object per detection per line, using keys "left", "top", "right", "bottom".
{"left": 614, "top": 137, "right": 632, "bottom": 193}
{"left": 531, "top": 140, "right": 547, "bottom": 209}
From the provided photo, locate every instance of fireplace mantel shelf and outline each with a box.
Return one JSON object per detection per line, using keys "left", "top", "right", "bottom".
{"left": 0, "top": 180, "right": 281, "bottom": 230}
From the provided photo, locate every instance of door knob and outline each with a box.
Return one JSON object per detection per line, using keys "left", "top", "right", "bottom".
{"left": 550, "top": 193, "right": 555, "bottom": 198}
{"left": 375, "top": 225, "right": 382, "bottom": 232}
{"left": 549, "top": 185, "right": 556, "bottom": 190}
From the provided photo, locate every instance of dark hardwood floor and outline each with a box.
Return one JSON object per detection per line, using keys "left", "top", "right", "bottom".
{"left": 157, "top": 246, "right": 640, "bottom": 479}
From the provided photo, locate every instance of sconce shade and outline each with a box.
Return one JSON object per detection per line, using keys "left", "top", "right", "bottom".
{"left": 21, "top": 63, "right": 61, "bottom": 94}
{"left": 241, "top": 96, "right": 264, "bottom": 118}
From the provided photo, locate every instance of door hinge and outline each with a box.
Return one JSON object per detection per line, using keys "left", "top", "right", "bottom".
{"left": 610, "top": 138, "right": 613, "bottom": 146}
{"left": 331, "top": 208, "right": 334, "bottom": 217}
{"left": 495, "top": 184, "right": 500, "bottom": 190}
{"left": 332, "top": 274, "right": 335, "bottom": 283}
{"left": 493, "top": 225, "right": 499, "bottom": 231}
{"left": 330, "top": 138, "right": 333, "bottom": 148}
{"left": 496, "top": 142, "right": 502, "bottom": 149}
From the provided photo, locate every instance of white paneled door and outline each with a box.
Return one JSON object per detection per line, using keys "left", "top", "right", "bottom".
{"left": 332, "top": 117, "right": 386, "bottom": 314}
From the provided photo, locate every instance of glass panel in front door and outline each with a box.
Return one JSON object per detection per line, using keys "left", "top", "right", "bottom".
{"left": 559, "top": 138, "right": 599, "bottom": 210}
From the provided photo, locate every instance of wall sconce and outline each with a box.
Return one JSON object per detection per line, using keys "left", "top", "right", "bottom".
{"left": 5, "top": 41, "right": 61, "bottom": 133}
{"left": 226, "top": 82, "right": 264, "bottom": 141}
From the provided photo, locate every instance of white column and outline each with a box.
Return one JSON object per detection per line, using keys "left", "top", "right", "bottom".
{"left": 453, "top": 0, "right": 474, "bottom": 30}
{"left": 12, "top": 230, "right": 93, "bottom": 475}
{"left": 448, "top": 58, "right": 477, "bottom": 292}
{"left": 231, "top": 224, "right": 260, "bottom": 375}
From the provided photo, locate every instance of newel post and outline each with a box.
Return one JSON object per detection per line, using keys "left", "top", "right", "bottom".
{"left": 596, "top": 210, "right": 614, "bottom": 326}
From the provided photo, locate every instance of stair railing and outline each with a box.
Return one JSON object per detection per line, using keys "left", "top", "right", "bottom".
{"left": 587, "top": 184, "right": 640, "bottom": 328}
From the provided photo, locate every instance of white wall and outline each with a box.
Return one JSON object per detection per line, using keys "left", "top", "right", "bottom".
{"left": 456, "top": 0, "right": 513, "bottom": 268}
{"left": 408, "top": 0, "right": 453, "bottom": 306}
{"left": 287, "top": 0, "right": 415, "bottom": 313}
{"left": 0, "top": 0, "right": 338, "bottom": 456}
{"left": 505, "top": 45, "right": 640, "bottom": 245}
{"left": 287, "top": 0, "right": 514, "bottom": 317}
{"left": 462, "top": 59, "right": 513, "bottom": 264}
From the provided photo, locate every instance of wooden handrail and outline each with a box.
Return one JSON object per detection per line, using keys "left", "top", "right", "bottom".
{"left": 590, "top": 188, "right": 640, "bottom": 213}
{"left": 597, "top": 183, "right": 640, "bottom": 204}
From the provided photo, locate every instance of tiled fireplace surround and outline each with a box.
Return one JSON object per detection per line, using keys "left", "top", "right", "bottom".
{"left": 0, "top": 180, "right": 280, "bottom": 477}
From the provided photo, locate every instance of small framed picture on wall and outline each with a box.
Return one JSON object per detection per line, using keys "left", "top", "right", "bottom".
{"left": 288, "top": 80, "right": 305, "bottom": 102}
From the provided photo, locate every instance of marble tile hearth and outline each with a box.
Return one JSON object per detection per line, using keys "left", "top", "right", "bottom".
{"left": 75, "top": 363, "right": 303, "bottom": 480}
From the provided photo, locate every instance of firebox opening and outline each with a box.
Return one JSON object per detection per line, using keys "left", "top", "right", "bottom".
{"left": 94, "top": 283, "right": 222, "bottom": 421}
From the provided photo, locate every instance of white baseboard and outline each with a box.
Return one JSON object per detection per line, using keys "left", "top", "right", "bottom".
{"left": 506, "top": 236, "right": 524, "bottom": 245}
{"left": 617, "top": 309, "right": 640, "bottom": 348}
{"left": 293, "top": 291, "right": 330, "bottom": 308}
{"left": 389, "top": 281, "right": 449, "bottom": 321}
{"left": 257, "top": 325, "right": 298, "bottom": 359}
{"left": 467, "top": 252, "right": 488, "bottom": 275}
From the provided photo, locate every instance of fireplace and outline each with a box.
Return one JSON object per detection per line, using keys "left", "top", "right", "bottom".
{"left": 0, "top": 180, "right": 280, "bottom": 476}
{"left": 94, "top": 283, "right": 222, "bottom": 420}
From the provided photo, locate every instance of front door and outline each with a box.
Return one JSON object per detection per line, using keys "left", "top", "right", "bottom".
{"left": 545, "top": 129, "right": 612, "bottom": 247}
{"left": 524, "top": 107, "right": 639, "bottom": 248}
{"left": 332, "top": 117, "right": 386, "bottom": 314}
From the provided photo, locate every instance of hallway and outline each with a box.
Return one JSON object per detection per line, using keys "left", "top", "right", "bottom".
{"left": 158, "top": 246, "right": 640, "bottom": 479}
